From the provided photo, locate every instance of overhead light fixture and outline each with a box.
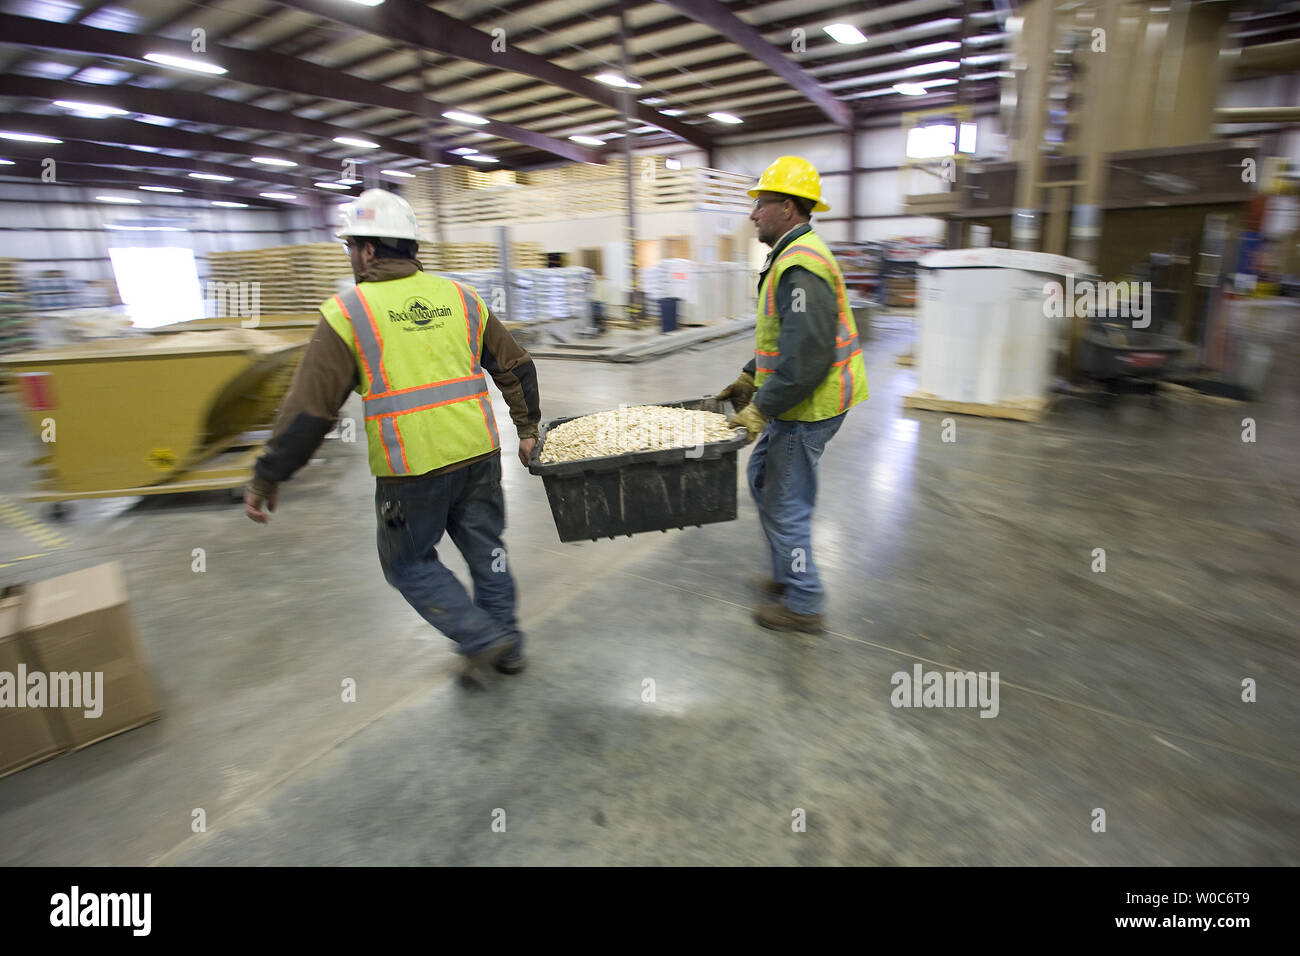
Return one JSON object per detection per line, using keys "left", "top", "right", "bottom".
{"left": 659, "top": 109, "right": 685, "bottom": 116}
{"left": 905, "top": 60, "right": 959, "bottom": 76}
{"left": 893, "top": 83, "right": 929, "bottom": 96}
{"left": 442, "top": 110, "right": 489, "bottom": 126}
{"left": 568, "top": 135, "right": 605, "bottom": 147}
{"left": 336, "top": 178, "right": 362, "bottom": 185}
{"left": 449, "top": 147, "right": 478, "bottom": 155}
{"left": 251, "top": 156, "right": 298, "bottom": 167}
{"left": 823, "top": 24, "right": 868, "bottom": 45}
{"left": 0, "top": 131, "right": 62, "bottom": 144}
{"left": 315, "top": 181, "right": 351, "bottom": 189}
{"left": 95, "top": 195, "right": 141, "bottom": 204}
{"left": 665, "top": 158, "right": 682, "bottom": 170}
{"left": 640, "top": 97, "right": 665, "bottom": 105}
{"left": 52, "top": 100, "right": 128, "bottom": 117}
{"left": 912, "top": 41, "right": 962, "bottom": 56}
{"left": 431, "top": 162, "right": 450, "bottom": 168}
{"left": 143, "top": 52, "right": 227, "bottom": 75}
{"left": 259, "top": 192, "right": 297, "bottom": 200}
{"left": 601, "top": 132, "right": 625, "bottom": 139}
{"left": 380, "top": 169, "right": 415, "bottom": 179}
{"left": 707, "top": 112, "right": 743, "bottom": 125}
{"left": 189, "top": 172, "right": 235, "bottom": 181}
{"left": 595, "top": 73, "right": 642, "bottom": 90}
{"left": 139, "top": 185, "right": 183, "bottom": 193}
{"left": 333, "top": 135, "right": 379, "bottom": 149}
{"left": 212, "top": 201, "right": 248, "bottom": 208}
{"left": 0, "top": 159, "right": 16, "bottom": 166}
{"left": 105, "top": 224, "right": 186, "bottom": 232}
{"left": 465, "top": 154, "right": 499, "bottom": 163}
{"left": 345, "top": 0, "right": 385, "bottom": 5}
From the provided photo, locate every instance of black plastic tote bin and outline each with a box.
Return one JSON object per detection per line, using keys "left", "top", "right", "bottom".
{"left": 527, "top": 396, "right": 747, "bottom": 543}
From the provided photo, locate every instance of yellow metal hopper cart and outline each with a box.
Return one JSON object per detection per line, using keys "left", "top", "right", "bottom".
{"left": 1, "top": 329, "right": 307, "bottom": 511}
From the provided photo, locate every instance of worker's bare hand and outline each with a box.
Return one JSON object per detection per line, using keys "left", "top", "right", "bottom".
{"left": 244, "top": 488, "right": 277, "bottom": 523}
{"left": 518, "top": 438, "right": 537, "bottom": 467}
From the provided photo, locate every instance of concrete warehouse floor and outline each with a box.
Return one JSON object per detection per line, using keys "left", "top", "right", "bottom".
{"left": 0, "top": 317, "right": 1297, "bottom": 866}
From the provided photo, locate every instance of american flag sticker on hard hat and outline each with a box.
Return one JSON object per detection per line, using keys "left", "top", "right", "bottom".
{"left": 357, "top": 208, "right": 376, "bottom": 220}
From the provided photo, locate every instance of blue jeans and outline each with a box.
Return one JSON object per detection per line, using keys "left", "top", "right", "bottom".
{"left": 747, "top": 413, "right": 846, "bottom": 615}
{"left": 375, "top": 453, "right": 522, "bottom": 660}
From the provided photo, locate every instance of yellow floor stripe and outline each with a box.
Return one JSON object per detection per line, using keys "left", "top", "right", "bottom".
{"left": 0, "top": 496, "right": 67, "bottom": 550}
{"left": 0, "top": 552, "right": 51, "bottom": 569}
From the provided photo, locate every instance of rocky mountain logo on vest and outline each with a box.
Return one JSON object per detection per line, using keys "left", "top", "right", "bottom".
{"left": 389, "top": 297, "right": 452, "bottom": 329}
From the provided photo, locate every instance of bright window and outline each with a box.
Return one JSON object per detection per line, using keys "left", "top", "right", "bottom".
{"left": 906, "top": 122, "right": 978, "bottom": 159}
{"left": 108, "top": 246, "right": 205, "bottom": 328}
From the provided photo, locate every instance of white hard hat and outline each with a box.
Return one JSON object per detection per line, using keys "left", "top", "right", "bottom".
{"left": 336, "top": 188, "right": 422, "bottom": 243}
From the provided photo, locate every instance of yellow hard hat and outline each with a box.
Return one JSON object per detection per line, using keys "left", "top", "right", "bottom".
{"left": 747, "top": 155, "right": 829, "bottom": 212}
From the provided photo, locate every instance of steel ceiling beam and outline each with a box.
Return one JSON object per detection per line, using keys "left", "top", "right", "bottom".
{"left": 0, "top": 111, "right": 347, "bottom": 177}
{"left": 264, "top": 0, "right": 711, "bottom": 149}
{"left": 656, "top": 0, "right": 852, "bottom": 126}
{"left": 0, "top": 75, "right": 439, "bottom": 164}
{"left": 0, "top": 13, "right": 600, "bottom": 165}
{"left": 3, "top": 161, "right": 299, "bottom": 206}
{"left": 0, "top": 136, "right": 308, "bottom": 190}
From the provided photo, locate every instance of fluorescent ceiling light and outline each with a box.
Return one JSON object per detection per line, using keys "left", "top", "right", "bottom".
{"left": 143, "top": 52, "right": 227, "bottom": 75}
{"left": 139, "top": 185, "right": 183, "bottom": 193}
{"left": 431, "top": 162, "right": 450, "bottom": 168}
{"left": 823, "top": 24, "right": 868, "bottom": 44}
{"left": 315, "top": 181, "right": 350, "bottom": 189}
{"left": 601, "top": 132, "right": 625, "bottom": 139}
{"left": 336, "top": 178, "right": 362, "bottom": 185}
{"left": 251, "top": 156, "right": 297, "bottom": 167}
{"left": 0, "top": 159, "right": 17, "bottom": 165}
{"left": 568, "top": 135, "right": 605, "bottom": 146}
{"left": 0, "top": 131, "right": 62, "bottom": 144}
{"left": 189, "top": 172, "right": 235, "bottom": 181}
{"left": 105, "top": 224, "right": 186, "bottom": 232}
{"left": 333, "top": 135, "right": 379, "bottom": 149}
{"left": 894, "top": 83, "right": 929, "bottom": 96}
{"left": 707, "top": 112, "right": 743, "bottom": 124}
{"left": 449, "top": 147, "right": 478, "bottom": 155}
{"left": 640, "top": 97, "right": 665, "bottom": 105}
{"left": 594, "top": 73, "right": 641, "bottom": 90}
{"left": 380, "top": 169, "right": 415, "bottom": 178}
{"left": 659, "top": 109, "right": 685, "bottom": 116}
{"left": 345, "top": 0, "right": 385, "bottom": 5}
{"left": 53, "top": 99, "right": 128, "bottom": 116}
{"left": 442, "top": 110, "right": 489, "bottom": 125}
{"left": 465, "top": 154, "right": 499, "bottom": 163}
{"left": 212, "top": 201, "right": 248, "bottom": 208}
{"left": 905, "top": 60, "right": 959, "bottom": 76}
{"left": 96, "top": 195, "right": 141, "bottom": 204}
{"left": 912, "top": 41, "right": 961, "bottom": 56}
{"left": 259, "top": 192, "right": 297, "bottom": 200}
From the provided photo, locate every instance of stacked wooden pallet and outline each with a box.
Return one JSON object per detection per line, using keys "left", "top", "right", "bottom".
{"left": 423, "top": 241, "right": 546, "bottom": 271}
{"left": 206, "top": 244, "right": 350, "bottom": 315}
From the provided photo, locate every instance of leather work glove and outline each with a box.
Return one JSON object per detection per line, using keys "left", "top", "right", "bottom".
{"left": 728, "top": 403, "right": 768, "bottom": 444}
{"left": 715, "top": 371, "right": 755, "bottom": 412}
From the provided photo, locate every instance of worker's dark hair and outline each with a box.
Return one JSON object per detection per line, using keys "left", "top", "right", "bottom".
{"left": 351, "top": 236, "right": 418, "bottom": 259}
{"left": 789, "top": 195, "right": 816, "bottom": 220}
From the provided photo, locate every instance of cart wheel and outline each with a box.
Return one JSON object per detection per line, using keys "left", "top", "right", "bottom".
{"left": 48, "top": 502, "right": 69, "bottom": 521}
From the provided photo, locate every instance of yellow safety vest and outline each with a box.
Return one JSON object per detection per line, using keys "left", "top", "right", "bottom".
{"left": 754, "top": 229, "right": 869, "bottom": 421}
{"left": 321, "top": 272, "right": 500, "bottom": 477}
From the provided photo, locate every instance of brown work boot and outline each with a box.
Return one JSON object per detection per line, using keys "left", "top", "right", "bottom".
{"left": 460, "top": 634, "right": 515, "bottom": 683}
{"left": 754, "top": 603, "right": 824, "bottom": 633}
{"left": 752, "top": 575, "right": 785, "bottom": 596}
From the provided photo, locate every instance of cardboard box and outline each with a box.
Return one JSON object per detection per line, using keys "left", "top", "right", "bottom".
{"left": 0, "top": 562, "right": 160, "bottom": 777}
{"left": 0, "top": 590, "right": 64, "bottom": 778}
{"left": 20, "top": 562, "right": 160, "bottom": 749}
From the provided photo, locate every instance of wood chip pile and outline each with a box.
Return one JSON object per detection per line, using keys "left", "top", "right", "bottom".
{"left": 539, "top": 405, "right": 736, "bottom": 463}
